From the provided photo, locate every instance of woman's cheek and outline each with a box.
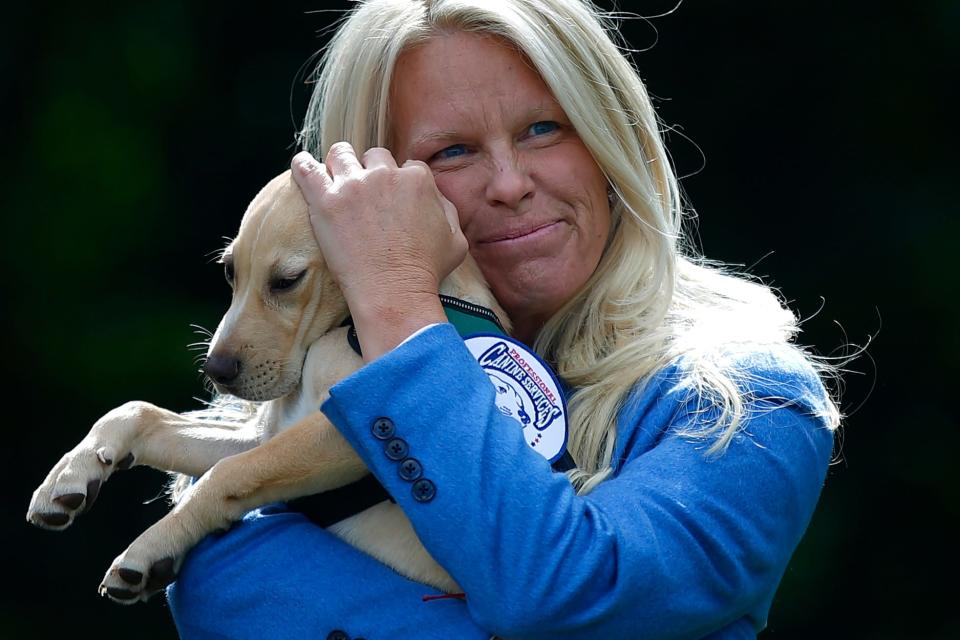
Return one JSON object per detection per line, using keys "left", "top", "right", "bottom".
{"left": 434, "top": 171, "right": 477, "bottom": 231}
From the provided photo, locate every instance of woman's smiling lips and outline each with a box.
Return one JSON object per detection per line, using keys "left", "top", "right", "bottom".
{"left": 476, "top": 220, "right": 565, "bottom": 246}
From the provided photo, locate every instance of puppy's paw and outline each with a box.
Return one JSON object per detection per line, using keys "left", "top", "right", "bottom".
{"left": 99, "top": 512, "right": 202, "bottom": 605}
{"left": 27, "top": 443, "right": 135, "bottom": 531}
{"left": 100, "top": 555, "right": 178, "bottom": 605}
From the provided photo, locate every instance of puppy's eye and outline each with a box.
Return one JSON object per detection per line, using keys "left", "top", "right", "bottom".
{"left": 270, "top": 270, "right": 306, "bottom": 293}
{"left": 224, "top": 262, "right": 235, "bottom": 286}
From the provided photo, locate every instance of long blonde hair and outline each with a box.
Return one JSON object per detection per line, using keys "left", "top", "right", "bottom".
{"left": 299, "top": 0, "right": 841, "bottom": 493}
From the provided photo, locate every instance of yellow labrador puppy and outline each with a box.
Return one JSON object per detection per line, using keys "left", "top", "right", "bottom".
{"left": 26, "top": 170, "right": 507, "bottom": 602}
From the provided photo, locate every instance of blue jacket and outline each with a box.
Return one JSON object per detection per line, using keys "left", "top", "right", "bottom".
{"left": 168, "top": 323, "right": 835, "bottom": 639}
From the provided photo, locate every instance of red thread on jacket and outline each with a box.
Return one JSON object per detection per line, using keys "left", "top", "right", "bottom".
{"left": 421, "top": 592, "right": 467, "bottom": 602}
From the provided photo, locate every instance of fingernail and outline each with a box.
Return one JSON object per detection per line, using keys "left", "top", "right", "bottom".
{"left": 294, "top": 152, "right": 319, "bottom": 175}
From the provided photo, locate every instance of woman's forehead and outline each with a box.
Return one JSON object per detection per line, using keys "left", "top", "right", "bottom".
{"left": 389, "top": 32, "right": 562, "bottom": 140}
{"left": 393, "top": 32, "right": 534, "bottom": 87}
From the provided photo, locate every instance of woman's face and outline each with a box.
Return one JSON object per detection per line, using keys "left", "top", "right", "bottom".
{"left": 390, "top": 31, "right": 611, "bottom": 341}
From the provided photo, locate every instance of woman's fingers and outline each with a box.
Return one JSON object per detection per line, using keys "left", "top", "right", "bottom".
{"left": 403, "top": 159, "right": 461, "bottom": 234}
{"left": 291, "top": 142, "right": 466, "bottom": 316}
{"left": 362, "top": 147, "right": 399, "bottom": 170}
{"left": 325, "top": 141, "right": 363, "bottom": 177}
{"left": 290, "top": 151, "right": 332, "bottom": 205}
{"left": 296, "top": 145, "right": 399, "bottom": 199}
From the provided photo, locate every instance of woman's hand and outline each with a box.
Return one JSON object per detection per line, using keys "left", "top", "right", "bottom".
{"left": 291, "top": 143, "right": 468, "bottom": 360}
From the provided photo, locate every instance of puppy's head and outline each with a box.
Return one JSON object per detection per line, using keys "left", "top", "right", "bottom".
{"left": 204, "top": 170, "right": 347, "bottom": 401}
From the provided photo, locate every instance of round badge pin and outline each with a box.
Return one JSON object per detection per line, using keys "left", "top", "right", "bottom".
{"left": 464, "top": 334, "right": 568, "bottom": 464}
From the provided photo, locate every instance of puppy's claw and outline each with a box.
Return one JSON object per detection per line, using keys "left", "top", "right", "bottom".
{"left": 96, "top": 447, "right": 113, "bottom": 466}
{"left": 53, "top": 493, "right": 85, "bottom": 510}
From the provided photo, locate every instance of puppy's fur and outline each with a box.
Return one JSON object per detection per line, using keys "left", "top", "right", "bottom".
{"left": 27, "top": 171, "right": 508, "bottom": 602}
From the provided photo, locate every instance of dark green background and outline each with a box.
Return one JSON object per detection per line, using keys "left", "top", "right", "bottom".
{"left": 4, "top": 1, "right": 956, "bottom": 638}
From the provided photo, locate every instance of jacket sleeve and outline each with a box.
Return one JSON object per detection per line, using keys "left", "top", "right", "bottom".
{"left": 321, "top": 323, "right": 836, "bottom": 639}
{"left": 167, "top": 504, "right": 493, "bottom": 640}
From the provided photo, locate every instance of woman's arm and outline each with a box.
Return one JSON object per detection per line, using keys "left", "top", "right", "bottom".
{"left": 168, "top": 326, "right": 832, "bottom": 639}
{"left": 321, "top": 324, "right": 835, "bottom": 639}
{"left": 167, "top": 504, "right": 492, "bottom": 640}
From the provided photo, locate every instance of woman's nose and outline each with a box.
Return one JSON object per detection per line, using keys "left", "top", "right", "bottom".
{"left": 484, "top": 152, "right": 534, "bottom": 210}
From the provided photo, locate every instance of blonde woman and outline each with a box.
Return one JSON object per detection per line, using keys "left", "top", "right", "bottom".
{"left": 169, "top": 1, "right": 839, "bottom": 638}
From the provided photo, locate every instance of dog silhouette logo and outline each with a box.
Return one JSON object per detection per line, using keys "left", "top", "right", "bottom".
{"left": 464, "top": 334, "right": 568, "bottom": 463}
{"left": 489, "top": 371, "right": 532, "bottom": 425}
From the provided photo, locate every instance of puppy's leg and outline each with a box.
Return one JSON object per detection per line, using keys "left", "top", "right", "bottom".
{"left": 331, "top": 503, "right": 460, "bottom": 593}
{"left": 27, "top": 400, "right": 260, "bottom": 531}
{"left": 99, "top": 411, "right": 366, "bottom": 603}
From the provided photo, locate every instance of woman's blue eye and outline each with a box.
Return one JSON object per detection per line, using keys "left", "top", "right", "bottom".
{"left": 529, "top": 121, "right": 558, "bottom": 136}
{"left": 436, "top": 144, "right": 468, "bottom": 159}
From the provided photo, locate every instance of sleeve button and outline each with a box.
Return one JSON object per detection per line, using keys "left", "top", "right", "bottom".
{"left": 412, "top": 478, "right": 436, "bottom": 503}
{"left": 371, "top": 417, "right": 395, "bottom": 440}
{"left": 326, "top": 631, "right": 350, "bottom": 640}
{"left": 384, "top": 437, "right": 409, "bottom": 461}
{"left": 398, "top": 457, "right": 423, "bottom": 481}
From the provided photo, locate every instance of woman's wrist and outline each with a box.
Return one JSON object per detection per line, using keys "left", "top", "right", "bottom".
{"left": 347, "top": 289, "right": 448, "bottom": 362}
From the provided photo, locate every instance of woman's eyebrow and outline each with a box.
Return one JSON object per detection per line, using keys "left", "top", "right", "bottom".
{"left": 524, "top": 106, "right": 551, "bottom": 119}
{"left": 410, "top": 130, "right": 461, "bottom": 149}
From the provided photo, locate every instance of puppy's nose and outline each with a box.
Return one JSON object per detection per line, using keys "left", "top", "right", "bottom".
{"left": 204, "top": 353, "right": 241, "bottom": 385}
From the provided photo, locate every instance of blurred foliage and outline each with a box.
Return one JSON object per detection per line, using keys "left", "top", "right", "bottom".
{"left": 4, "top": 1, "right": 955, "bottom": 638}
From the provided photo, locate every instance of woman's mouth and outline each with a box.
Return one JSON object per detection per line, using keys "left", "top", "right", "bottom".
{"left": 480, "top": 221, "right": 563, "bottom": 245}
